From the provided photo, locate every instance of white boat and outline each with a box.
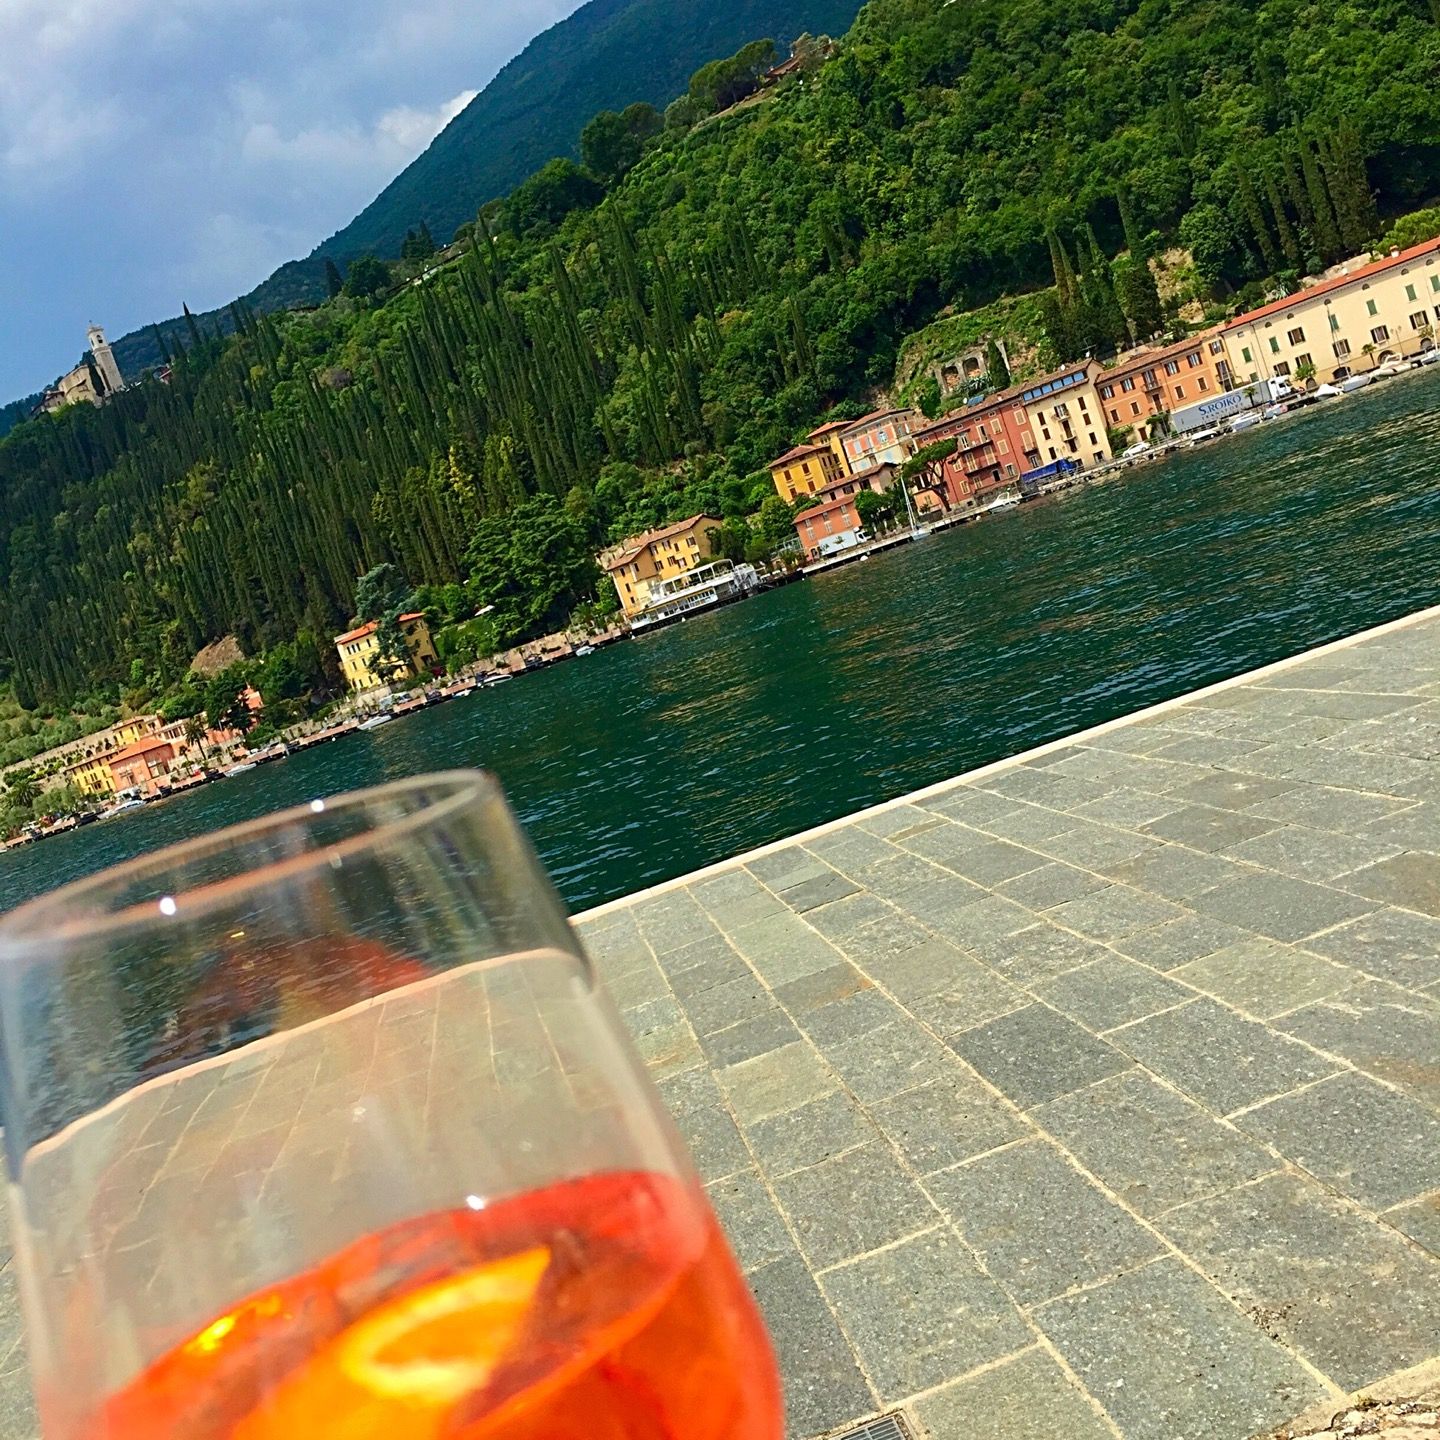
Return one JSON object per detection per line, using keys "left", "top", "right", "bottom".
{"left": 482, "top": 671, "right": 513, "bottom": 687}
{"left": 985, "top": 494, "right": 1021, "bottom": 511}
{"left": 1371, "top": 361, "right": 1406, "bottom": 379}
{"left": 1185, "top": 427, "right": 1222, "bottom": 444}
{"left": 1339, "top": 373, "right": 1373, "bottom": 393}
{"left": 631, "top": 561, "right": 762, "bottom": 631}
{"left": 911, "top": 525, "right": 933, "bottom": 538}
{"left": 573, "top": 644, "right": 596, "bottom": 657}
{"left": 224, "top": 761, "right": 257, "bottom": 775}
{"left": 357, "top": 714, "right": 393, "bottom": 732}
{"left": 1229, "top": 413, "right": 1263, "bottom": 432}
{"left": 1312, "top": 383, "right": 1344, "bottom": 399}
{"left": 100, "top": 798, "right": 148, "bottom": 820}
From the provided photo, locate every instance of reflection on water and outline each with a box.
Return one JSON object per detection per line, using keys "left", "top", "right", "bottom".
{"left": 5, "top": 372, "right": 1440, "bottom": 914}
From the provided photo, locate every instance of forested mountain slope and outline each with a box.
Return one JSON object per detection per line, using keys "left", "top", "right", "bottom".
{"left": 3, "top": 0, "right": 1437, "bottom": 707}
{"left": 106, "top": 0, "right": 863, "bottom": 378}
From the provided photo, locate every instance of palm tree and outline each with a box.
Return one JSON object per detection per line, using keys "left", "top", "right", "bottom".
{"left": 183, "top": 713, "right": 210, "bottom": 763}
{"left": 5, "top": 769, "right": 39, "bottom": 810}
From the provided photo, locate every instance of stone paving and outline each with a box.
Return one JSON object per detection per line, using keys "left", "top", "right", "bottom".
{"left": 0, "top": 608, "right": 1436, "bottom": 1438}
{"left": 574, "top": 606, "right": 1440, "bottom": 1440}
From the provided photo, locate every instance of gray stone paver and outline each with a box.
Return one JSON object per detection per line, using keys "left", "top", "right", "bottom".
{"left": 5, "top": 614, "right": 1439, "bottom": 1439}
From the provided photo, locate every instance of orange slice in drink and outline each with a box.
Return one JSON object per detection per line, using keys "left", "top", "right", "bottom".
{"left": 234, "top": 1245, "right": 551, "bottom": 1440}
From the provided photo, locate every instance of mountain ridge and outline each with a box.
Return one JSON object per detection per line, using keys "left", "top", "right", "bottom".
{"left": 104, "top": 0, "right": 862, "bottom": 380}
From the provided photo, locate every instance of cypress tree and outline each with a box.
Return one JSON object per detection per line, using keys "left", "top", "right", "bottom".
{"left": 1263, "top": 170, "right": 1304, "bottom": 268}
{"left": 1322, "top": 123, "right": 1379, "bottom": 252}
{"left": 1116, "top": 183, "right": 1145, "bottom": 258}
{"left": 1300, "top": 135, "right": 1343, "bottom": 263}
{"left": 324, "top": 259, "right": 344, "bottom": 298}
{"left": 1235, "top": 167, "right": 1281, "bottom": 272}
{"left": 1166, "top": 79, "right": 1198, "bottom": 159}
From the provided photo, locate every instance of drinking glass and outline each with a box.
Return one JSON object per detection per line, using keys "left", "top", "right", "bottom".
{"left": 0, "top": 771, "right": 781, "bottom": 1439}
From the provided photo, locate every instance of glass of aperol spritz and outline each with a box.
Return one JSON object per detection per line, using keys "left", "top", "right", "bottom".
{"left": 0, "top": 772, "right": 781, "bottom": 1439}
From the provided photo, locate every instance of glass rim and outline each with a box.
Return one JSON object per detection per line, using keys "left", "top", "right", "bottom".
{"left": 0, "top": 769, "right": 494, "bottom": 952}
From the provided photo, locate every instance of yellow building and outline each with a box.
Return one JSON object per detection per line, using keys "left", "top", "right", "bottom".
{"left": 335, "top": 612, "right": 439, "bottom": 692}
{"left": 1222, "top": 237, "right": 1440, "bottom": 386}
{"left": 768, "top": 441, "right": 846, "bottom": 503}
{"left": 603, "top": 514, "right": 722, "bottom": 620}
{"left": 1016, "top": 359, "right": 1114, "bottom": 470}
{"left": 805, "top": 420, "right": 852, "bottom": 477}
{"left": 60, "top": 755, "right": 118, "bottom": 798}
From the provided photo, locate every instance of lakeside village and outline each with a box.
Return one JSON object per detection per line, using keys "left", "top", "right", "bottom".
{"left": 4, "top": 236, "right": 1439, "bottom": 846}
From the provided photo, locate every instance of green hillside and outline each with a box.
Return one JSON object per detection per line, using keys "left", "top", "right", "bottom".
{"left": 108, "top": 0, "right": 863, "bottom": 378}
{"left": 3, "top": 0, "right": 1438, "bottom": 712}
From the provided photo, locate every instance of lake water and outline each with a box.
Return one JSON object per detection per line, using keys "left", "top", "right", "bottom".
{"left": 5, "top": 370, "right": 1439, "bottom": 916}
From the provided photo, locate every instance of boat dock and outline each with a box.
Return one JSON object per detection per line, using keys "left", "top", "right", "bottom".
{"left": 577, "top": 603, "right": 1440, "bottom": 1440}
{"left": 0, "top": 607, "right": 1437, "bottom": 1436}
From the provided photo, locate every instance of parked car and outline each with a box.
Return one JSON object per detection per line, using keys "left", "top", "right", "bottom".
{"left": 1121, "top": 441, "right": 1151, "bottom": 459}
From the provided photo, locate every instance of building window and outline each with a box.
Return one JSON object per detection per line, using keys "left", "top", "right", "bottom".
{"left": 1286, "top": 327, "right": 1305, "bottom": 345}
{"left": 1329, "top": 312, "right": 1341, "bottom": 332}
{"left": 1100, "top": 385, "right": 1114, "bottom": 399}
{"left": 1268, "top": 337, "right": 1280, "bottom": 355}
{"left": 1164, "top": 360, "right": 1180, "bottom": 376}
{"left": 1410, "top": 312, "right": 1430, "bottom": 331}
{"left": 1432, "top": 275, "right": 1440, "bottom": 293}
{"left": 1371, "top": 325, "right": 1390, "bottom": 343}
{"left": 1406, "top": 284, "right": 1417, "bottom": 302}
{"left": 1121, "top": 377, "right": 1135, "bottom": 392}
{"left": 1273, "top": 360, "right": 1291, "bottom": 376}
{"left": 1241, "top": 346, "right": 1253, "bottom": 363}
{"left": 1333, "top": 340, "right": 1351, "bottom": 358}
{"left": 1198, "top": 377, "right": 1209, "bottom": 392}
{"left": 1367, "top": 299, "right": 1378, "bottom": 316}
{"left": 1130, "top": 402, "right": 1140, "bottom": 416}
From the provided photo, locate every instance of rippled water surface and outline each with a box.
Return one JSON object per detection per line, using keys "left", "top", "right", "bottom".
{"left": 5, "top": 372, "right": 1440, "bottom": 914}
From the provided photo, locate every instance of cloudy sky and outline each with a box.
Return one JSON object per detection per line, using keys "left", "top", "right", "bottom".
{"left": 0, "top": 0, "right": 580, "bottom": 402}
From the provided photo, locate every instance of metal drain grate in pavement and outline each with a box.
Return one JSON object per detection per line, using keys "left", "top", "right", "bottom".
{"left": 826, "top": 1413, "right": 914, "bottom": 1440}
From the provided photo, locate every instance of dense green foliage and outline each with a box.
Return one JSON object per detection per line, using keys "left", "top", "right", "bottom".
{"left": 3, "top": 0, "right": 1437, "bottom": 708}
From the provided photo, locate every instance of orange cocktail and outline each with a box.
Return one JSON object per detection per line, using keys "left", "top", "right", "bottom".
{"left": 96, "top": 1173, "right": 779, "bottom": 1440}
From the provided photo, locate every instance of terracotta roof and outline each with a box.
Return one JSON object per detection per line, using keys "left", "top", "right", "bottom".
{"left": 839, "top": 407, "right": 910, "bottom": 435}
{"left": 1223, "top": 238, "right": 1440, "bottom": 331}
{"left": 336, "top": 612, "right": 424, "bottom": 645}
{"left": 771, "top": 442, "right": 831, "bottom": 468}
{"left": 109, "top": 737, "right": 176, "bottom": 764}
{"left": 602, "top": 514, "right": 720, "bottom": 571}
{"left": 792, "top": 492, "right": 861, "bottom": 524}
{"left": 1098, "top": 330, "right": 1221, "bottom": 383}
{"left": 807, "top": 420, "right": 852, "bottom": 439}
{"left": 916, "top": 359, "right": 1104, "bottom": 444}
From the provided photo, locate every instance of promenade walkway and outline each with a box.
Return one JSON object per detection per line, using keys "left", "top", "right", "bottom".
{"left": 0, "top": 606, "right": 1436, "bottom": 1438}
{"left": 578, "top": 605, "right": 1440, "bottom": 1440}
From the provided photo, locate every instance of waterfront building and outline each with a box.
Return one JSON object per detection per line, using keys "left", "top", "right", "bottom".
{"left": 335, "top": 613, "right": 439, "bottom": 692}
{"left": 839, "top": 408, "right": 920, "bottom": 475}
{"left": 602, "top": 514, "right": 723, "bottom": 620}
{"left": 108, "top": 737, "right": 181, "bottom": 796}
{"left": 793, "top": 492, "right": 867, "bottom": 560}
{"left": 805, "top": 420, "right": 854, "bottom": 477}
{"left": 1222, "top": 237, "right": 1440, "bottom": 385}
{"left": 914, "top": 391, "right": 1039, "bottom": 510}
{"left": 768, "top": 440, "right": 846, "bottom": 502}
{"left": 1017, "top": 359, "right": 1114, "bottom": 470}
{"left": 1097, "top": 331, "right": 1232, "bottom": 442}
